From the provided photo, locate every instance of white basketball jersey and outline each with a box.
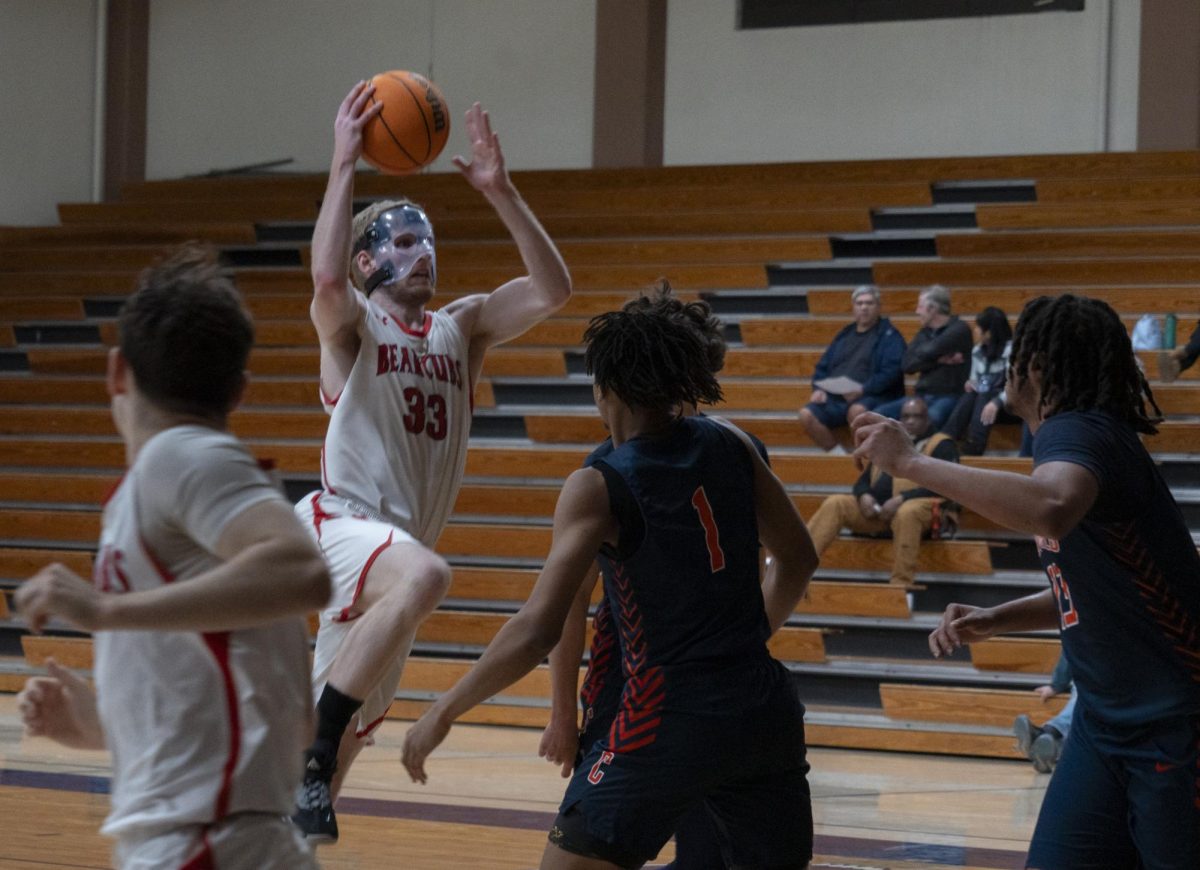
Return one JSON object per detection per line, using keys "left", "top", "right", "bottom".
{"left": 319, "top": 301, "right": 472, "bottom": 545}
{"left": 92, "top": 426, "right": 311, "bottom": 839}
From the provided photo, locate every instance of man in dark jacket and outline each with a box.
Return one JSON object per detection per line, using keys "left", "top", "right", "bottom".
{"left": 799, "top": 285, "right": 906, "bottom": 453}
{"left": 874, "top": 284, "right": 973, "bottom": 430}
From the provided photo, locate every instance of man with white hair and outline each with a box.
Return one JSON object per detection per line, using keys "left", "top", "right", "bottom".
{"left": 798, "top": 284, "right": 906, "bottom": 454}
{"left": 874, "top": 284, "right": 973, "bottom": 430}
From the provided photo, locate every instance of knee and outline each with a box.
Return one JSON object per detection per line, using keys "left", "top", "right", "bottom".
{"left": 846, "top": 403, "right": 866, "bottom": 422}
{"left": 798, "top": 407, "right": 816, "bottom": 427}
{"left": 412, "top": 555, "right": 452, "bottom": 605}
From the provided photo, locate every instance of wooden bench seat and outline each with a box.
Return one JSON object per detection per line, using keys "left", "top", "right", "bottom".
{"left": 117, "top": 151, "right": 1200, "bottom": 203}
{"left": 1036, "top": 176, "right": 1200, "bottom": 203}
{"left": 879, "top": 683, "right": 1067, "bottom": 727}
{"left": 970, "top": 637, "right": 1060, "bottom": 673}
{"left": 0, "top": 223, "right": 259, "bottom": 247}
{"left": 976, "top": 200, "right": 1200, "bottom": 231}
{"left": 873, "top": 258, "right": 1200, "bottom": 288}
{"left": 937, "top": 229, "right": 1200, "bottom": 259}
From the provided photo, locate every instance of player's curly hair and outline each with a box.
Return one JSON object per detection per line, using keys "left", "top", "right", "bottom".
{"left": 119, "top": 243, "right": 253, "bottom": 417}
{"left": 619, "top": 279, "right": 727, "bottom": 375}
{"left": 1011, "top": 294, "right": 1161, "bottom": 434}
{"left": 584, "top": 280, "right": 724, "bottom": 410}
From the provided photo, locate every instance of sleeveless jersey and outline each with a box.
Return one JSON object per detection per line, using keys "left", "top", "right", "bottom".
{"left": 318, "top": 302, "right": 472, "bottom": 545}
{"left": 92, "top": 426, "right": 312, "bottom": 838}
{"left": 1033, "top": 410, "right": 1200, "bottom": 727}
{"left": 578, "top": 426, "right": 771, "bottom": 741}
{"left": 593, "top": 417, "right": 774, "bottom": 716}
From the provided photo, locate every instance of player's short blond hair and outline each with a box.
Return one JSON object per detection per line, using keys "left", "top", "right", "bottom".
{"left": 348, "top": 198, "right": 423, "bottom": 292}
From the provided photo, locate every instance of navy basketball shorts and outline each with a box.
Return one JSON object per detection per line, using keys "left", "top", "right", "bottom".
{"left": 550, "top": 677, "right": 813, "bottom": 869}
{"left": 1027, "top": 706, "right": 1200, "bottom": 869}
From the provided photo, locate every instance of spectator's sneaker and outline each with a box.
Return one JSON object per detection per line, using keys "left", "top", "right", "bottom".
{"left": 1030, "top": 732, "right": 1062, "bottom": 774}
{"left": 1013, "top": 714, "right": 1045, "bottom": 759}
{"left": 292, "top": 752, "right": 338, "bottom": 843}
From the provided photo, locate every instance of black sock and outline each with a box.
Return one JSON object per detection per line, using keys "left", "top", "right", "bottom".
{"left": 309, "top": 684, "right": 363, "bottom": 768}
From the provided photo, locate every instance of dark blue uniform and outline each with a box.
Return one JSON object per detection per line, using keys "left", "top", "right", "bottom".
{"left": 552, "top": 417, "right": 811, "bottom": 869}
{"left": 1029, "top": 410, "right": 1200, "bottom": 869}
{"left": 575, "top": 429, "right": 773, "bottom": 870}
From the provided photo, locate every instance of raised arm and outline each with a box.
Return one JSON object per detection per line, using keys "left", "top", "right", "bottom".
{"left": 310, "top": 83, "right": 380, "bottom": 394}
{"left": 449, "top": 103, "right": 571, "bottom": 351}
{"left": 852, "top": 412, "right": 1098, "bottom": 538}
{"left": 402, "top": 468, "right": 612, "bottom": 782}
{"left": 16, "top": 499, "right": 331, "bottom": 634}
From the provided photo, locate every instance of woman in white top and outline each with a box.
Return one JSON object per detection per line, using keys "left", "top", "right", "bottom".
{"left": 940, "top": 306, "right": 1013, "bottom": 455}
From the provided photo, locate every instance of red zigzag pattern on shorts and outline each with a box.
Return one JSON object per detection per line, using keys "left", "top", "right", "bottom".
{"left": 606, "top": 563, "right": 666, "bottom": 753}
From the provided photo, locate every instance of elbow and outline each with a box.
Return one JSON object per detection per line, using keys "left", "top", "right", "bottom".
{"left": 1038, "top": 508, "right": 1078, "bottom": 542}
{"left": 520, "top": 612, "right": 564, "bottom": 662}
{"left": 1030, "top": 495, "right": 1084, "bottom": 541}
{"left": 542, "top": 272, "right": 573, "bottom": 313}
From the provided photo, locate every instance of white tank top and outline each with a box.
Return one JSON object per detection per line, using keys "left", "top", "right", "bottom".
{"left": 92, "top": 426, "right": 311, "bottom": 839}
{"left": 319, "top": 301, "right": 472, "bottom": 545}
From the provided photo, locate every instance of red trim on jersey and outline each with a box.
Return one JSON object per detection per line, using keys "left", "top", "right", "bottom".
{"left": 308, "top": 493, "right": 338, "bottom": 542}
{"left": 319, "top": 447, "right": 339, "bottom": 496}
{"left": 319, "top": 382, "right": 343, "bottom": 408}
{"left": 178, "top": 829, "right": 215, "bottom": 870}
{"left": 334, "top": 531, "right": 394, "bottom": 623}
{"left": 356, "top": 704, "right": 392, "bottom": 739}
{"left": 396, "top": 312, "right": 433, "bottom": 338}
{"left": 201, "top": 632, "right": 241, "bottom": 822}
{"left": 100, "top": 473, "right": 127, "bottom": 508}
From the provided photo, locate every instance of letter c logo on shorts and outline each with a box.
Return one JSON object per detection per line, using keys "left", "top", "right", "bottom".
{"left": 587, "top": 751, "right": 615, "bottom": 785}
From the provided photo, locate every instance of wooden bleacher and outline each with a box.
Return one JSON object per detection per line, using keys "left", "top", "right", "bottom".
{"left": 2, "top": 149, "right": 1198, "bottom": 760}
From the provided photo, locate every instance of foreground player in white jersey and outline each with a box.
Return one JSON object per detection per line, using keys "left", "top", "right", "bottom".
{"left": 15, "top": 246, "right": 331, "bottom": 870}
{"left": 291, "top": 81, "right": 572, "bottom": 841}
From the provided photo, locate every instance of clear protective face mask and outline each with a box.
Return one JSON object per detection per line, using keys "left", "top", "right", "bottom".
{"left": 357, "top": 205, "right": 437, "bottom": 295}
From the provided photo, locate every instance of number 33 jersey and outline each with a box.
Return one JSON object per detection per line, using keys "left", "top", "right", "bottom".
{"left": 318, "top": 301, "right": 472, "bottom": 545}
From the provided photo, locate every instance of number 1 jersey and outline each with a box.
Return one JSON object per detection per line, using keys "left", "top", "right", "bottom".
{"left": 318, "top": 301, "right": 472, "bottom": 545}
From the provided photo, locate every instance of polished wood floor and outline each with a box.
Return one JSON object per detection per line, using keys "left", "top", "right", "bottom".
{"left": 0, "top": 696, "right": 1044, "bottom": 868}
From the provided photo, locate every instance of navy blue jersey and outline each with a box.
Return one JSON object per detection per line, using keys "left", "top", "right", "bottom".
{"left": 593, "top": 417, "right": 773, "bottom": 714}
{"left": 1033, "top": 411, "right": 1200, "bottom": 726}
{"left": 577, "top": 427, "right": 770, "bottom": 754}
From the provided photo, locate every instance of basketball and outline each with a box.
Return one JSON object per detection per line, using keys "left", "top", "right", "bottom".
{"left": 361, "top": 70, "right": 450, "bottom": 175}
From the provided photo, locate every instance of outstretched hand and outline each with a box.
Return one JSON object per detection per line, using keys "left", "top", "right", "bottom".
{"left": 333, "top": 80, "right": 384, "bottom": 164}
{"left": 851, "top": 411, "right": 918, "bottom": 475}
{"left": 928, "top": 603, "right": 998, "bottom": 658}
{"left": 453, "top": 103, "right": 510, "bottom": 195}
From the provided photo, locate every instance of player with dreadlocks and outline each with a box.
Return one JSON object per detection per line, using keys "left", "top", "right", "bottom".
{"left": 402, "top": 297, "right": 818, "bottom": 869}
{"left": 853, "top": 293, "right": 1200, "bottom": 869}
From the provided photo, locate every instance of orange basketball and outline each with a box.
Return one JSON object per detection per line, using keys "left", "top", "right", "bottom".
{"left": 361, "top": 71, "right": 450, "bottom": 175}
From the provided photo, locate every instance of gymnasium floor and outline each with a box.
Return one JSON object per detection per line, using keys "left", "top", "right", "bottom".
{"left": 0, "top": 696, "right": 1045, "bottom": 869}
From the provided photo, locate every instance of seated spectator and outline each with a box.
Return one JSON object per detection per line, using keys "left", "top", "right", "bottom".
{"left": 798, "top": 285, "right": 905, "bottom": 454}
{"left": 1013, "top": 653, "right": 1074, "bottom": 774}
{"left": 874, "top": 285, "right": 972, "bottom": 429}
{"left": 1159, "top": 318, "right": 1200, "bottom": 382}
{"left": 806, "top": 398, "right": 959, "bottom": 585}
{"left": 941, "top": 306, "right": 1014, "bottom": 455}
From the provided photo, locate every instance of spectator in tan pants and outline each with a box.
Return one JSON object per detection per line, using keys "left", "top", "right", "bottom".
{"left": 807, "top": 398, "right": 959, "bottom": 585}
